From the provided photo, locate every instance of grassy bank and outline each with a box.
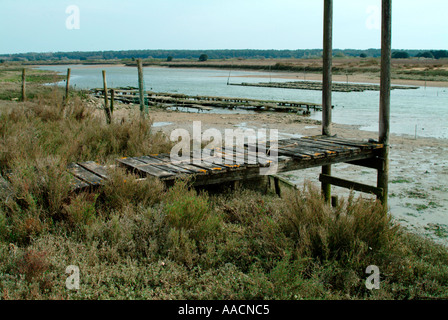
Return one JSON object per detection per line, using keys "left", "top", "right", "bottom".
{"left": 1, "top": 76, "right": 448, "bottom": 300}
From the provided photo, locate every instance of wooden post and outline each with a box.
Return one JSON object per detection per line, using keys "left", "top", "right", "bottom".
{"left": 102, "top": 70, "right": 112, "bottom": 124}
{"left": 21, "top": 68, "right": 26, "bottom": 102}
{"left": 377, "top": 0, "right": 392, "bottom": 209}
{"left": 65, "top": 68, "right": 71, "bottom": 104}
{"left": 137, "top": 59, "right": 148, "bottom": 117}
{"left": 110, "top": 88, "right": 115, "bottom": 114}
{"left": 321, "top": 0, "right": 333, "bottom": 203}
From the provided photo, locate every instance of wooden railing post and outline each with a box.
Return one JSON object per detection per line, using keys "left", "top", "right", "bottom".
{"left": 321, "top": 0, "right": 333, "bottom": 203}
{"left": 110, "top": 88, "right": 115, "bottom": 114}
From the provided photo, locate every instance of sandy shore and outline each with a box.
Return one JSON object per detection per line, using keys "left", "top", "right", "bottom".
{"left": 111, "top": 105, "right": 448, "bottom": 246}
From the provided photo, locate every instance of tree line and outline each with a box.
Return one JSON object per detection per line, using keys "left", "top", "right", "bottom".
{"left": 1, "top": 49, "right": 447, "bottom": 62}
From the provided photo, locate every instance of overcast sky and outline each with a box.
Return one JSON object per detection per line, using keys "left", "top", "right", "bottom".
{"left": 1, "top": 0, "right": 447, "bottom": 54}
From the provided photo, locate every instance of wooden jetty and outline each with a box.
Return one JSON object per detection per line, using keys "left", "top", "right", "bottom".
{"left": 63, "top": 135, "right": 384, "bottom": 198}
{"left": 1, "top": 0, "right": 393, "bottom": 206}
{"left": 77, "top": 0, "right": 393, "bottom": 206}
{"left": 90, "top": 88, "right": 324, "bottom": 113}
{"left": 232, "top": 81, "right": 419, "bottom": 93}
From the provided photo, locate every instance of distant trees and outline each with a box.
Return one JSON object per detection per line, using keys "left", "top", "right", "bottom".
{"left": 360, "top": 53, "right": 368, "bottom": 58}
{"left": 392, "top": 51, "right": 410, "bottom": 59}
{"left": 166, "top": 56, "right": 173, "bottom": 62}
{"left": 414, "top": 50, "right": 448, "bottom": 59}
{"left": 416, "top": 51, "right": 434, "bottom": 59}
{"left": 1, "top": 49, "right": 446, "bottom": 63}
{"left": 432, "top": 50, "right": 448, "bottom": 59}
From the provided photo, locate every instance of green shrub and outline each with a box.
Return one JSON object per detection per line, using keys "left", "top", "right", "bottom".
{"left": 163, "top": 180, "right": 221, "bottom": 242}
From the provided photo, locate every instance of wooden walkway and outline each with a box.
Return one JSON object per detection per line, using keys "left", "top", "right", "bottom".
{"left": 91, "top": 88, "right": 324, "bottom": 113}
{"left": 65, "top": 135, "right": 385, "bottom": 197}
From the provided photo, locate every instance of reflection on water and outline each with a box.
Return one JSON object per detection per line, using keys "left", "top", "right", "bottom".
{"left": 38, "top": 65, "right": 448, "bottom": 139}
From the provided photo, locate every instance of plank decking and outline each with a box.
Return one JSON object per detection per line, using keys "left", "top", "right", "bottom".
{"left": 63, "top": 135, "right": 383, "bottom": 193}
{"left": 0, "top": 136, "right": 384, "bottom": 198}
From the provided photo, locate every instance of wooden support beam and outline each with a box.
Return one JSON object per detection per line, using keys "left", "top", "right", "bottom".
{"left": 319, "top": 174, "right": 383, "bottom": 198}
{"left": 378, "top": 0, "right": 392, "bottom": 208}
{"left": 346, "top": 157, "right": 383, "bottom": 170}
{"left": 321, "top": 0, "right": 333, "bottom": 203}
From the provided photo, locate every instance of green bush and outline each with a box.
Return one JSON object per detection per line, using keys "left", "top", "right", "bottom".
{"left": 163, "top": 180, "right": 221, "bottom": 242}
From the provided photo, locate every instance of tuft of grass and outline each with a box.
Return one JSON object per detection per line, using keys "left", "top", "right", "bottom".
{"left": 281, "top": 182, "right": 398, "bottom": 266}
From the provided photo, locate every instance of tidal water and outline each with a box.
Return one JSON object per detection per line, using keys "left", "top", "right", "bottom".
{"left": 38, "top": 65, "right": 448, "bottom": 139}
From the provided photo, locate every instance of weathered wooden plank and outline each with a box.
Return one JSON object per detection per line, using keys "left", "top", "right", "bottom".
{"left": 67, "top": 163, "right": 104, "bottom": 186}
{"left": 280, "top": 145, "right": 327, "bottom": 159}
{"left": 218, "top": 147, "right": 257, "bottom": 168}
{"left": 280, "top": 150, "right": 378, "bottom": 173}
{"left": 319, "top": 174, "right": 383, "bottom": 197}
{"left": 77, "top": 161, "right": 109, "bottom": 179}
{"left": 248, "top": 141, "right": 313, "bottom": 160}
{"left": 70, "top": 176, "right": 90, "bottom": 190}
{"left": 268, "top": 146, "right": 312, "bottom": 160}
{"left": 283, "top": 139, "right": 339, "bottom": 157}
{"left": 117, "top": 157, "right": 175, "bottom": 178}
{"left": 152, "top": 154, "right": 209, "bottom": 174}
{"left": 276, "top": 139, "right": 329, "bottom": 158}
{"left": 313, "top": 136, "right": 382, "bottom": 149}
{"left": 137, "top": 156, "right": 193, "bottom": 174}
{"left": 292, "top": 137, "right": 358, "bottom": 155}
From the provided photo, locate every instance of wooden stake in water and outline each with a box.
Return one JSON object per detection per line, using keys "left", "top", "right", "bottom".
{"left": 102, "top": 70, "right": 112, "bottom": 124}
{"left": 66, "top": 68, "right": 71, "bottom": 98}
{"left": 65, "top": 68, "right": 71, "bottom": 104}
{"left": 21, "top": 68, "right": 26, "bottom": 102}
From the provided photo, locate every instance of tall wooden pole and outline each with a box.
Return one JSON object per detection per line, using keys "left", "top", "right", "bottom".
{"left": 321, "top": 0, "right": 333, "bottom": 203}
{"left": 378, "top": 0, "right": 392, "bottom": 208}
{"left": 102, "top": 70, "right": 111, "bottom": 124}
{"left": 21, "top": 68, "right": 26, "bottom": 102}
{"left": 137, "top": 59, "right": 148, "bottom": 117}
{"left": 65, "top": 68, "right": 71, "bottom": 104}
